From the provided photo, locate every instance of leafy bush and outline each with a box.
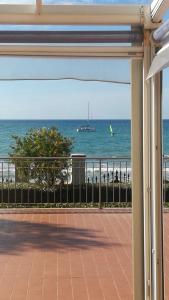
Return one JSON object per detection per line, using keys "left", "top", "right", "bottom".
{"left": 9, "top": 127, "right": 73, "bottom": 189}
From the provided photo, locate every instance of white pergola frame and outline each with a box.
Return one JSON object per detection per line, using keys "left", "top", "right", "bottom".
{"left": 0, "top": 45, "right": 144, "bottom": 58}
{"left": 0, "top": 1, "right": 169, "bottom": 299}
{"left": 0, "top": 3, "right": 149, "bottom": 26}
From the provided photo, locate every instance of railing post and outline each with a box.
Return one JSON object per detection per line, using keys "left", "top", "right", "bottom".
{"left": 71, "top": 153, "right": 86, "bottom": 185}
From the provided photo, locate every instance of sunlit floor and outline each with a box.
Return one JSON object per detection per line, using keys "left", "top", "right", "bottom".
{"left": 1, "top": 210, "right": 169, "bottom": 300}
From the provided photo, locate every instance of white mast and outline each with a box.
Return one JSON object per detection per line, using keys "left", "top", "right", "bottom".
{"left": 88, "top": 102, "right": 89, "bottom": 123}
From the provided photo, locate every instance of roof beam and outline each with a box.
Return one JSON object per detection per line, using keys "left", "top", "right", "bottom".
{"left": 0, "top": 44, "right": 143, "bottom": 58}
{"left": 151, "top": 0, "right": 169, "bottom": 22}
{"left": 0, "top": 4, "right": 145, "bottom": 26}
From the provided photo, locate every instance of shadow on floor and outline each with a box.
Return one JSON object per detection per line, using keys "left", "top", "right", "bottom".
{"left": 0, "top": 217, "right": 122, "bottom": 255}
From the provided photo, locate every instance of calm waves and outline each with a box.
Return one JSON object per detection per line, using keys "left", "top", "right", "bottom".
{"left": 0, "top": 119, "right": 168, "bottom": 157}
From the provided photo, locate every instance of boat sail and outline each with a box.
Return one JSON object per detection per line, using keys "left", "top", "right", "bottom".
{"left": 77, "top": 103, "right": 96, "bottom": 132}
{"left": 109, "top": 124, "right": 115, "bottom": 136}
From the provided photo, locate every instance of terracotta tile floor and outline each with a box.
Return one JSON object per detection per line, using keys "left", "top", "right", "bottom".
{"left": 0, "top": 211, "right": 168, "bottom": 300}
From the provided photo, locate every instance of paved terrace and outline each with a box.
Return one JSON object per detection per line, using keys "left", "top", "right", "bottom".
{"left": 0, "top": 209, "right": 168, "bottom": 300}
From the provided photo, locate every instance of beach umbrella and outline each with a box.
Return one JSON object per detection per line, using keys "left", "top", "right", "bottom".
{"left": 147, "top": 41, "right": 169, "bottom": 78}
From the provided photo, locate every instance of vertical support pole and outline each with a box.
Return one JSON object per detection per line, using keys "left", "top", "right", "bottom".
{"left": 131, "top": 59, "right": 144, "bottom": 300}
{"left": 151, "top": 71, "right": 164, "bottom": 300}
{"left": 143, "top": 31, "right": 164, "bottom": 300}
{"left": 143, "top": 29, "right": 152, "bottom": 300}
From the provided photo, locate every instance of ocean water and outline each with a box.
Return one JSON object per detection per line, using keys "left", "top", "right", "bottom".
{"left": 0, "top": 119, "right": 168, "bottom": 157}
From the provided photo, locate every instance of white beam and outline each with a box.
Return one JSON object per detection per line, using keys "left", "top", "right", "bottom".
{"left": 151, "top": 0, "right": 169, "bottom": 22}
{"left": 131, "top": 59, "right": 144, "bottom": 300}
{"left": 0, "top": 4, "right": 36, "bottom": 15}
{"left": 0, "top": 44, "right": 143, "bottom": 58}
{"left": 143, "top": 31, "right": 164, "bottom": 300}
{"left": 0, "top": 4, "right": 145, "bottom": 25}
{"left": 143, "top": 30, "right": 152, "bottom": 300}
{"left": 151, "top": 71, "right": 164, "bottom": 300}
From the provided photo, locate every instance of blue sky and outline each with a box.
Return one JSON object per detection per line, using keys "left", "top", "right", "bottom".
{"left": 0, "top": 58, "right": 131, "bottom": 119}
{"left": 0, "top": 0, "right": 168, "bottom": 119}
{"left": 0, "top": 59, "right": 168, "bottom": 120}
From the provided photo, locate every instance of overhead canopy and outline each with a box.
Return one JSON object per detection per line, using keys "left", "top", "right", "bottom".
{"left": 148, "top": 41, "right": 169, "bottom": 78}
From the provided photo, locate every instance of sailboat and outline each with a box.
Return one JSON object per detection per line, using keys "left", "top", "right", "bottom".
{"left": 77, "top": 103, "right": 96, "bottom": 132}
{"left": 109, "top": 124, "right": 115, "bottom": 136}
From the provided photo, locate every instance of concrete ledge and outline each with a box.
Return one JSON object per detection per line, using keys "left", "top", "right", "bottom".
{"left": 0, "top": 207, "right": 132, "bottom": 214}
{"left": 0, "top": 207, "right": 169, "bottom": 214}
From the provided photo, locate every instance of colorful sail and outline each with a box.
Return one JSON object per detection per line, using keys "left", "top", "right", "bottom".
{"left": 109, "top": 124, "right": 113, "bottom": 136}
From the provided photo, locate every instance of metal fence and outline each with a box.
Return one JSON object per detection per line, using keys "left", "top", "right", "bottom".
{"left": 0, "top": 156, "right": 131, "bottom": 207}
{"left": 0, "top": 156, "right": 168, "bottom": 207}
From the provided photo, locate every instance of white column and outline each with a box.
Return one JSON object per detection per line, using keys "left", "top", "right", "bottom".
{"left": 143, "top": 30, "right": 164, "bottom": 300}
{"left": 143, "top": 30, "right": 152, "bottom": 300}
{"left": 131, "top": 59, "right": 144, "bottom": 300}
{"left": 151, "top": 72, "right": 164, "bottom": 300}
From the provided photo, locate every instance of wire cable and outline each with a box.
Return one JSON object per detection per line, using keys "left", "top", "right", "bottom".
{"left": 0, "top": 77, "right": 130, "bottom": 84}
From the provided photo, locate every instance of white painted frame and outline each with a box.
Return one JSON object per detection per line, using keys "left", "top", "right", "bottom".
{"left": 0, "top": 4, "right": 147, "bottom": 26}
{"left": 0, "top": 45, "right": 143, "bottom": 58}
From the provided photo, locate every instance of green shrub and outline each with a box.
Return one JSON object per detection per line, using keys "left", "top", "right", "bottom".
{"left": 9, "top": 127, "right": 73, "bottom": 189}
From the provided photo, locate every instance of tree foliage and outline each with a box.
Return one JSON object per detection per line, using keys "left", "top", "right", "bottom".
{"left": 10, "top": 127, "right": 73, "bottom": 189}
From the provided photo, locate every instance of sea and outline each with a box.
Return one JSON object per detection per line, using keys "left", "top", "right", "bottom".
{"left": 0, "top": 119, "right": 169, "bottom": 157}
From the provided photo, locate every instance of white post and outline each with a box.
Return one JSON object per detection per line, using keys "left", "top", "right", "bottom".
{"left": 143, "top": 31, "right": 164, "bottom": 300}
{"left": 131, "top": 59, "right": 144, "bottom": 300}
{"left": 151, "top": 71, "right": 164, "bottom": 300}
{"left": 71, "top": 153, "right": 86, "bottom": 185}
{"left": 143, "top": 30, "right": 152, "bottom": 300}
